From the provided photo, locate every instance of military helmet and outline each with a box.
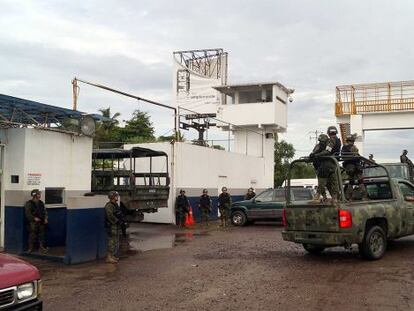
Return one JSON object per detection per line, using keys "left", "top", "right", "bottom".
{"left": 318, "top": 133, "right": 329, "bottom": 142}
{"left": 403, "top": 149, "right": 408, "bottom": 154}
{"left": 31, "top": 189, "right": 41, "bottom": 197}
{"left": 108, "top": 191, "right": 119, "bottom": 199}
{"left": 327, "top": 126, "right": 338, "bottom": 135}
{"left": 345, "top": 134, "right": 355, "bottom": 142}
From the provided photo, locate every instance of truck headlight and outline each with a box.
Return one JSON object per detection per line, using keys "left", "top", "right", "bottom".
{"left": 17, "top": 282, "right": 35, "bottom": 300}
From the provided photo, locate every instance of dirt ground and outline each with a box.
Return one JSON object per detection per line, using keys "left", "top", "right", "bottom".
{"left": 27, "top": 222, "right": 414, "bottom": 311}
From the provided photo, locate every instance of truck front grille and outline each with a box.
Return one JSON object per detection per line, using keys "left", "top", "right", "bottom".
{"left": 0, "top": 288, "right": 15, "bottom": 308}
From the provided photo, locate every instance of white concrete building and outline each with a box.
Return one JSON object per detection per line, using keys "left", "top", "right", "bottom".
{"left": 134, "top": 49, "right": 294, "bottom": 224}
{"left": 0, "top": 95, "right": 107, "bottom": 264}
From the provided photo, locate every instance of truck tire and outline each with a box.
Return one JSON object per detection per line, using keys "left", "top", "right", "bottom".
{"left": 302, "top": 244, "right": 325, "bottom": 255}
{"left": 231, "top": 211, "right": 247, "bottom": 226}
{"left": 359, "top": 225, "right": 387, "bottom": 260}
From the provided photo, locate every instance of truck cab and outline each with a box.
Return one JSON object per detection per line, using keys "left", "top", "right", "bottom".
{"left": 282, "top": 155, "right": 414, "bottom": 260}
{"left": 0, "top": 253, "right": 42, "bottom": 310}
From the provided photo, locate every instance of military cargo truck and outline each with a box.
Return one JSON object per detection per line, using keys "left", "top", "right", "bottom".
{"left": 282, "top": 156, "right": 414, "bottom": 260}
{"left": 91, "top": 147, "right": 170, "bottom": 222}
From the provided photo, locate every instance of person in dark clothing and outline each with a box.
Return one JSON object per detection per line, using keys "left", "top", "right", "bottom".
{"left": 218, "top": 187, "right": 232, "bottom": 227}
{"left": 24, "top": 189, "right": 48, "bottom": 253}
{"left": 244, "top": 188, "right": 256, "bottom": 200}
{"left": 175, "top": 189, "right": 190, "bottom": 227}
{"left": 310, "top": 134, "right": 338, "bottom": 203}
{"left": 326, "top": 126, "right": 341, "bottom": 157}
{"left": 198, "top": 189, "right": 212, "bottom": 226}
{"left": 341, "top": 134, "right": 367, "bottom": 200}
{"left": 401, "top": 150, "right": 414, "bottom": 178}
{"left": 105, "top": 191, "right": 122, "bottom": 264}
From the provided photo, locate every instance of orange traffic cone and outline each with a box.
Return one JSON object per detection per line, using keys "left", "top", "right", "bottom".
{"left": 185, "top": 206, "right": 196, "bottom": 227}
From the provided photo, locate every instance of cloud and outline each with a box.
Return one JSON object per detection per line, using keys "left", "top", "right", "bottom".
{"left": 2, "top": 0, "right": 414, "bottom": 157}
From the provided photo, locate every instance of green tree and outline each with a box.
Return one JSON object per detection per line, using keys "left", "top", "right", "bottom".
{"left": 94, "top": 107, "right": 121, "bottom": 147}
{"left": 157, "top": 130, "right": 185, "bottom": 142}
{"left": 274, "top": 140, "right": 295, "bottom": 187}
{"left": 291, "top": 162, "right": 316, "bottom": 179}
{"left": 116, "top": 110, "right": 155, "bottom": 143}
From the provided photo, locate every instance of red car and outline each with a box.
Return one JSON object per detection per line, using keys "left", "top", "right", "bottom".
{"left": 0, "top": 253, "right": 42, "bottom": 310}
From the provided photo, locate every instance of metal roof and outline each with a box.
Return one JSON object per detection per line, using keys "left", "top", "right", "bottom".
{"left": 0, "top": 94, "right": 106, "bottom": 126}
{"left": 92, "top": 147, "right": 167, "bottom": 159}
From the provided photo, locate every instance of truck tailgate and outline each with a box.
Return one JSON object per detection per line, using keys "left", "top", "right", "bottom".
{"left": 285, "top": 204, "right": 339, "bottom": 232}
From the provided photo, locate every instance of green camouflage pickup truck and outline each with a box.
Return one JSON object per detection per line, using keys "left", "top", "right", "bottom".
{"left": 282, "top": 156, "right": 414, "bottom": 260}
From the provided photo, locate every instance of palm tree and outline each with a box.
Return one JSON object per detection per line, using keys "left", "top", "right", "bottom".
{"left": 99, "top": 107, "right": 121, "bottom": 134}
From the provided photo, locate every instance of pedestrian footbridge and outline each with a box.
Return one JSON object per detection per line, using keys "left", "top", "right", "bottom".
{"left": 335, "top": 80, "right": 414, "bottom": 154}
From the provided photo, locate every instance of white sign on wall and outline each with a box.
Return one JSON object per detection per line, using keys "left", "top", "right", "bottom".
{"left": 27, "top": 173, "right": 42, "bottom": 186}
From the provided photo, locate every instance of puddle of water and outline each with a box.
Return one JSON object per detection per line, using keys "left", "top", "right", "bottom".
{"left": 126, "top": 230, "right": 210, "bottom": 252}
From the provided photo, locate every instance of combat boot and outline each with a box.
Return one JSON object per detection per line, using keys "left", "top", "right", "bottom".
{"left": 106, "top": 254, "right": 118, "bottom": 264}
{"left": 312, "top": 192, "right": 321, "bottom": 202}
{"left": 40, "top": 244, "right": 49, "bottom": 253}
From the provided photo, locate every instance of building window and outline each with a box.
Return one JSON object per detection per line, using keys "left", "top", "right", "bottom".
{"left": 45, "top": 188, "right": 65, "bottom": 205}
{"left": 11, "top": 175, "right": 19, "bottom": 183}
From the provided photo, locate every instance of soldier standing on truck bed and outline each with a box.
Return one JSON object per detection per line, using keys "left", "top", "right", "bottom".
{"left": 400, "top": 150, "right": 414, "bottom": 178}
{"left": 341, "top": 134, "right": 367, "bottom": 200}
{"left": 309, "top": 134, "right": 339, "bottom": 203}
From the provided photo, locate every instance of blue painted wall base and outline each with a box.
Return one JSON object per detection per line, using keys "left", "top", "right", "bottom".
{"left": 5, "top": 206, "right": 107, "bottom": 265}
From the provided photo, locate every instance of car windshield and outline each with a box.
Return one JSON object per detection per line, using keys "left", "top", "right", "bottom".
{"left": 255, "top": 190, "right": 274, "bottom": 202}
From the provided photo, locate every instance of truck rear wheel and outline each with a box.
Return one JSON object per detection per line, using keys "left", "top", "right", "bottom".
{"left": 302, "top": 244, "right": 325, "bottom": 255}
{"left": 359, "top": 225, "right": 387, "bottom": 260}
{"left": 231, "top": 211, "right": 247, "bottom": 226}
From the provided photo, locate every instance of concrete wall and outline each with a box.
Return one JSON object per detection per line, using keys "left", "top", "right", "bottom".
{"left": 125, "top": 142, "right": 273, "bottom": 224}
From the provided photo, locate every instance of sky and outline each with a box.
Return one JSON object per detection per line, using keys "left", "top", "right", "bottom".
{"left": 1, "top": 0, "right": 414, "bottom": 162}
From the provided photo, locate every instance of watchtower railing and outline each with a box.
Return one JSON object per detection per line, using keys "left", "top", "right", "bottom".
{"left": 335, "top": 80, "right": 414, "bottom": 116}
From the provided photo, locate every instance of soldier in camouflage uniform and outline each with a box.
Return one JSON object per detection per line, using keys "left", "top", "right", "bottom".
{"left": 198, "top": 189, "right": 212, "bottom": 226}
{"left": 400, "top": 150, "right": 414, "bottom": 178}
{"left": 24, "top": 189, "right": 48, "bottom": 253}
{"left": 310, "top": 134, "right": 339, "bottom": 202}
{"left": 244, "top": 188, "right": 256, "bottom": 200}
{"left": 175, "top": 189, "right": 190, "bottom": 227}
{"left": 341, "top": 134, "right": 367, "bottom": 200}
{"left": 327, "top": 126, "right": 342, "bottom": 157}
{"left": 218, "top": 187, "right": 232, "bottom": 227}
{"left": 105, "top": 191, "right": 122, "bottom": 264}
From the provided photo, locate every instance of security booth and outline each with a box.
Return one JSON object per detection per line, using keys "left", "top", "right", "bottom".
{"left": 0, "top": 94, "right": 109, "bottom": 264}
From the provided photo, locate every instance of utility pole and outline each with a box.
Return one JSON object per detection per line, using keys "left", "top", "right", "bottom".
{"left": 309, "top": 130, "right": 322, "bottom": 145}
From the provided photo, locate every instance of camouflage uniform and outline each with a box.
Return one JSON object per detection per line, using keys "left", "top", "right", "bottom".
{"left": 218, "top": 190, "right": 232, "bottom": 226}
{"left": 401, "top": 150, "right": 414, "bottom": 178}
{"left": 244, "top": 189, "right": 256, "bottom": 200}
{"left": 310, "top": 134, "right": 338, "bottom": 201}
{"left": 342, "top": 139, "right": 367, "bottom": 200}
{"left": 175, "top": 193, "right": 190, "bottom": 227}
{"left": 198, "top": 193, "right": 212, "bottom": 225}
{"left": 105, "top": 201, "right": 121, "bottom": 258}
{"left": 24, "top": 198, "right": 48, "bottom": 251}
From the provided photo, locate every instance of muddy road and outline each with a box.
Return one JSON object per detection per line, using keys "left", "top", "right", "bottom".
{"left": 29, "top": 223, "right": 414, "bottom": 311}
